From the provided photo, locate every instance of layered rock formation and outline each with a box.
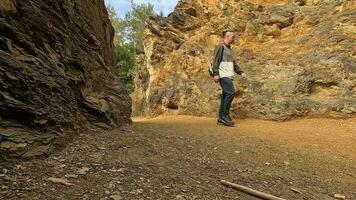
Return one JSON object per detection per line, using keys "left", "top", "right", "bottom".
{"left": 132, "top": 0, "right": 356, "bottom": 120}
{"left": 0, "top": 0, "right": 131, "bottom": 158}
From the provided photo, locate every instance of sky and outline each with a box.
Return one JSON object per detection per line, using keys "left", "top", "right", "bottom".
{"left": 104, "top": 0, "right": 179, "bottom": 18}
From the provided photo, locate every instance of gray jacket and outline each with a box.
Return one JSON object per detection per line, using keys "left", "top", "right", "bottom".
{"left": 212, "top": 43, "right": 242, "bottom": 78}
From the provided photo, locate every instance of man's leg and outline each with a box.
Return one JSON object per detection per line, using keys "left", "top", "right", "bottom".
{"left": 225, "top": 92, "right": 235, "bottom": 116}
{"left": 219, "top": 78, "right": 228, "bottom": 118}
{"left": 219, "top": 91, "right": 226, "bottom": 119}
{"left": 218, "top": 78, "right": 235, "bottom": 126}
{"left": 221, "top": 78, "right": 235, "bottom": 119}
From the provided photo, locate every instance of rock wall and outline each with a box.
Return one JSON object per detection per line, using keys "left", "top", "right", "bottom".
{"left": 131, "top": 0, "right": 356, "bottom": 120}
{"left": 0, "top": 0, "right": 132, "bottom": 158}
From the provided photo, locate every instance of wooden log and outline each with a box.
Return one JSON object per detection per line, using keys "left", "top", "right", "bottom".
{"left": 221, "top": 180, "right": 287, "bottom": 200}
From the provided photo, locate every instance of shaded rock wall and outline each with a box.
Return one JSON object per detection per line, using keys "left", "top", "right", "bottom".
{"left": 0, "top": 0, "right": 132, "bottom": 158}
{"left": 132, "top": 0, "right": 356, "bottom": 120}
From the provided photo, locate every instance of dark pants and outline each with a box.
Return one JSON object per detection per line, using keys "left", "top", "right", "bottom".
{"left": 219, "top": 77, "right": 235, "bottom": 118}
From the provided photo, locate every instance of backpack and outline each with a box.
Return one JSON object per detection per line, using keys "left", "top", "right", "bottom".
{"left": 208, "top": 61, "right": 214, "bottom": 77}
{"left": 208, "top": 44, "right": 225, "bottom": 77}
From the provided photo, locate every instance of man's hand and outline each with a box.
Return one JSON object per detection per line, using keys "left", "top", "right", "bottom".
{"left": 213, "top": 75, "right": 220, "bottom": 83}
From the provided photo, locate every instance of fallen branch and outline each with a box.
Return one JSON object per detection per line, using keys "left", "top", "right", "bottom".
{"left": 221, "top": 180, "right": 287, "bottom": 200}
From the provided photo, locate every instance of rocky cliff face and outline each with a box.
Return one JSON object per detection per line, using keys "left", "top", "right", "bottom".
{"left": 132, "top": 0, "right": 356, "bottom": 120}
{"left": 0, "top": 0, "right": 131, "bottom": 158}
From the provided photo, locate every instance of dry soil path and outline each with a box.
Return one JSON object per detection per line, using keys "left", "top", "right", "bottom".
{"left": 1, "top": 116, "right": 355, "bottom": 200}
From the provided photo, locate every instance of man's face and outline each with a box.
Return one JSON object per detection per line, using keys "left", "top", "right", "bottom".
{"left": 226, "top": 32, "right": 235, "bottom": 45}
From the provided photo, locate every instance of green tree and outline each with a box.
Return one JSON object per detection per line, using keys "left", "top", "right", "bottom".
{"left": 122, "top": 0, "right": 155, "bottom": 51}
{"left": 106, "top": 5, "right": 123, "bottom": 46}
{"left": 116, "top": 44, "right": 135, "bottom": 92}
{"left": 106, "top": 1, "right": 157, "bottom": 93}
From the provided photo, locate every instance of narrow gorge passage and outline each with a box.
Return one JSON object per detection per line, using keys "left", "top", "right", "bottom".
{"left": 1, "top": 0, "right": 356, "bottom": 199}
{"left": 1, "top": 116, "right": 355, "bottom": 200}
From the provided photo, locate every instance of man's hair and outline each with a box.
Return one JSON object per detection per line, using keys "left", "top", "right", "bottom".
{"left": 223, "top": 30, "right": 232, "bottom": 37}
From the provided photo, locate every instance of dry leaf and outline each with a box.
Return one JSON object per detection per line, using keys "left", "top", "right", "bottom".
{"left": 77, "top": 167, "right": 90, "bottom": 175}
{"left": 48, "top": 177, "right": 74, "bottom": 186}
{"left": 65, "top": 174, "right": 78, "bottom": 179}
{"left": 291, "top": 188, "right": 302, "bottom": 194}
{"left": 334, "top": 194, "right": 346, "bottom": 199}
{"left": 98, "top": 146, "right": 106, "bottom": 150}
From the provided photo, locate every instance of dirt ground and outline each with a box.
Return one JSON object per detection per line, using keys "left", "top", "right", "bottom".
{"left": 1, "top": 116, "right": 355, "bottom": 200}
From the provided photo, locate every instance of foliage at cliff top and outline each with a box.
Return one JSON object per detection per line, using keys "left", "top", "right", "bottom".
{"left": 107, "top": 1, "right": 162, "bottom": 93}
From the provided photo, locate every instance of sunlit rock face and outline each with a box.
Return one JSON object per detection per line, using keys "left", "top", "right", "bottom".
{"left": 132, "top": 0, "right": 355, "bottom": 120}
{"left": 0, "top": 0, "right": 132, "bottom": 158}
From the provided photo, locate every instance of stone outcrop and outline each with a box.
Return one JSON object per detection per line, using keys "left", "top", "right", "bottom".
{"left": 132, "top": 0, "right": 356, "bottom": 120}
{"left": 0, "top": 0, "right": 131, "bottom": 158}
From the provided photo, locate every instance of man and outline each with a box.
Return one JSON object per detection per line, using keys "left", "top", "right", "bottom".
{"left": 211, "top": 31, "right": 245, "bottom": 127}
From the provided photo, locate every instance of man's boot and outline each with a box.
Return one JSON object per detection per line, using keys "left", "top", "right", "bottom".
{"left": 218, "top": 116, "right": 234, "bottom": 127}
{"left": 225, "top": 115, "right": 235, "bottom": 124}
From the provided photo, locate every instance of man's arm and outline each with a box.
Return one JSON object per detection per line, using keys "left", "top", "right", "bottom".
{"left": 233, "top": 60, "right": 243, "bottom": 75}
{"left": 212, "top": 45, "right": 224, "bottom": 76}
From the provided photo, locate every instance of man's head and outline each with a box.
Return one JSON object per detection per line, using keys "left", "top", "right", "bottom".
{"left": 223, "top": 31, "right": 235, "bottom": 45}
